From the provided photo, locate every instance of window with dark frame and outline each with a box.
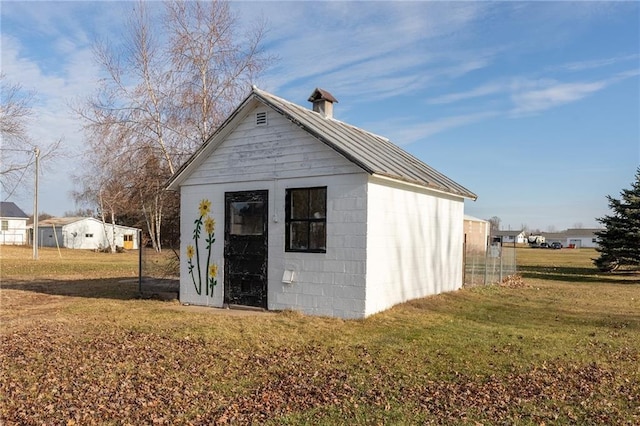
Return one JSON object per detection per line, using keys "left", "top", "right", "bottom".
{"left": 285, "top": 187, "right": 327, "bottom": 253}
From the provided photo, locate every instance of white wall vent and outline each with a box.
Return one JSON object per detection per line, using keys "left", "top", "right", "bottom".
{"left": 256, "top": 111, "right": 267, "bottom": 126}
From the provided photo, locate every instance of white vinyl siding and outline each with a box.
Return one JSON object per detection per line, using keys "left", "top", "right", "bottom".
{"left": 36, "top": 219, "right": 139, "bottom": 250}
{"left": 0, "top": 218, "right": 28, "bottom": 245}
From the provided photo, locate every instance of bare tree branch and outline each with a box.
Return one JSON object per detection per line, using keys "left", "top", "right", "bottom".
{"left": 72, "top": 0, "right": 275, "bottom": 251}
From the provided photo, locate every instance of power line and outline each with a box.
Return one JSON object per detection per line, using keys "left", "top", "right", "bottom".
{"left": 2, "top": 150, "right": 35, "bottom": 200}
{"left": 0, "top": 148, "right": 35, "bottom": 152}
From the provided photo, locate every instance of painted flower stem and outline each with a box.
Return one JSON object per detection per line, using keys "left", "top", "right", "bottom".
{"left": 188, "top": 199, "right": 216, "bottom": 298}
{"left": 194, "top": 217, "right": 203, "bottom": 295}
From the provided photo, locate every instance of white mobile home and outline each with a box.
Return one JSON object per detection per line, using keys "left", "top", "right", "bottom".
{"left": 0, "top": 202, "right": 29, "bottom": 245}
{"left": 34, "top": 217, "right": 140, "bottom": 250}
{"left": 167, "top": 87, "right": 477, "bottom": 319}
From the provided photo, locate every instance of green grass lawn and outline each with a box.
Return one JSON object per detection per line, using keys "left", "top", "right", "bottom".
{"left": 1, "top": 246, "right": 638, "bottom": 424}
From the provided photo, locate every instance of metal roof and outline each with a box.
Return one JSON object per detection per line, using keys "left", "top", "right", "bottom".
{"left": 0, "top": 202, "right": 28, "bottom": 218}
{"left": 38, "top": 217, "right": 86, "bottom": 227}
{"left": 168, "top": 87, "right": 477, "bottom": 200}
{"left": 32, "top": 217, "right": 141, "bottom": 230}
{"left": 493, "top": 230, "right": 524, "bottom": 236}
{"left": 464, "top": 214, "right": 488, "bottom": 222}
{"left": 252, "top": 88, "right": 477, "bottom": 200}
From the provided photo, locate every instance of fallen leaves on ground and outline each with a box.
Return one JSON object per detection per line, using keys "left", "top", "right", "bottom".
{"left": 499, "top": 274, "right": 529, "bottom": 288}
{"left": 2, "top": 324, "right": 638, "bottom": 425}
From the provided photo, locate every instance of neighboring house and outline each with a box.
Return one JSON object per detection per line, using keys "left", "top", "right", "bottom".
{"left": 33, "top": 217, "right": 139, "bottom": 250}
{"left": 0, "top": 201, "right": 29, "bottom": 245}
{"left": 493, "top": 230, "right": 527, "bottom": 245}
{"left": 542, "top": 228, "right": 603, "bottom": 248}
{"left": 564, "top": 228, "right": 602, "bottom": 248}
{"left": 167, "top": 87, "right": 477, "bottom": 319}
{"left": 464, "top": 215, "right": 489, "bottom": 253}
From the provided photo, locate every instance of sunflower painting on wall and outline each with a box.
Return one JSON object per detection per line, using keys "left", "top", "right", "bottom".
{"left": 186, "top": 199, "right": 218, "bottom": 296}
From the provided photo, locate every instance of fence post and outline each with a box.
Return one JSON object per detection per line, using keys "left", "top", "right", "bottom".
{"left": 138, "top": 229, "right": 142, "bottom": 295}
{"left": 484, "top": 236, "right": 489, "bottom": 285}
{"left": 499, "top": 243, "right": 503, "bottom": 283}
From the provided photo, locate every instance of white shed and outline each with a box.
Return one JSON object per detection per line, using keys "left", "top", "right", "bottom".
{"left": 0, "top": 202, "right": 29, "bottom": 245}
{"left": 167, "top": 87, "right": 477, "bottom": 319}
{"left": 464, "top": 215, "right": 489, "bottom": 254}
{"left": 34, "top": 217, "right": 140, "bottom": 250}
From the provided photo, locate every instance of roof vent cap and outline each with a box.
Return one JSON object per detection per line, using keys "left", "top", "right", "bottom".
{"left": 308, "top": 88, "right": 338, "bottom": 118}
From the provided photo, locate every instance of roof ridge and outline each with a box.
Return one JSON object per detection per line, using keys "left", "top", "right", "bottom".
{"left": 168, "top": 86, "right": 476, "bottom": 200}
{"left": 253, "top": 86, "right": 391, "bottom": 141}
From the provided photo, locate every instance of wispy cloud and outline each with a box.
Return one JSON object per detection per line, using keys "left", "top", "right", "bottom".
{"left": 511, "top": 81, "right": 607, "bottom": 115}
{"left": 427, "top": 82, "right": 505, "bottom": 105}
{"left": 511, "top": 70, "right": 638, "bottom": 115}
{"left": 1, "top": 31, "right": 101, "bottom": 211}
{"left": 371, "top": 110, "right": 500, "bottom": 146}
{"left": 552, "top": 54, "right": 640, "bottom": 72}
{"left": 254, "top": 1, "right": 494, "bottom": 101}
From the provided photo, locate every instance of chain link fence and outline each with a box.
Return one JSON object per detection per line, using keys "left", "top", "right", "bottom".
{"left": 464, "top": 242, "right": 517, "bottom": 287}
{"left": 138, "top": 230, "right": 180, "bottom": 300}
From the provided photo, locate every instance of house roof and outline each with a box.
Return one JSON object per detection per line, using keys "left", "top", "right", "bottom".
{"left": 38, "top": 217, "right": 87, "bottom": 227}
{"left": 493, "top": 230, "right": 524, "bottom": 237}
{"left": 464, "top": 214, "right": 488, "bottom": 223}
{"left": 167, "top": 87, "right": 477, "bottom": 200}
{"left": 34, "top": 217, "right": 140, "bottom": 231}
{"left": 542, "top": 228, "right": 603, "bottom": 239}
{"left": 0, "top": 202, "right": 28, "bottom": 219}
{"left": 564, "top": 228, "right": 603, "bottom": 237}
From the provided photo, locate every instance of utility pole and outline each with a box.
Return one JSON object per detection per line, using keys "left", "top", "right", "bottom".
{"left": 33, "top": 147, "right": 39, "bottom": 260}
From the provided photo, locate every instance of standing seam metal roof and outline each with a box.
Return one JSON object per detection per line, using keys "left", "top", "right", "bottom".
{"left": 252, "top": 88, "right": 477, "bottom": 200}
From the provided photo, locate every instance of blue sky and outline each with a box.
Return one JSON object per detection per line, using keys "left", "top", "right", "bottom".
{"left": 1, "top": 1, "right": 638, "bottom": 231}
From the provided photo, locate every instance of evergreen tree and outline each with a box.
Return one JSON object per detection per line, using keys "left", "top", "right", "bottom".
{"left": 594, "top": 168, "right": 640, "bottom": 271}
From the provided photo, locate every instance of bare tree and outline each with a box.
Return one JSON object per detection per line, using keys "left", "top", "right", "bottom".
{"left": 1, "top": 74, "right": 37, "bottom": 195}
{"left": 165, "top": 0, "right": 272, "bottom": 145}
{"left": 488, "top": 216, "right": 501, "bottom": 233}
{"left": 64, "top": 208, "right": 95, "bottom": 218}
{"left": 1, "top": 74, "right": 62, "bottom": 199}
{"left": 0, "top": 74, "right": 34, "bottom": 147}
{"left": 73, "top": 0, "right": 274, "bottom": 251}
{"left": 71, "top": 134, "right": 130, "bottom": 253}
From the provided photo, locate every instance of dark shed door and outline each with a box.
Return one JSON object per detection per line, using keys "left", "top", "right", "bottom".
{"left": 224, "top": 190, "right": 268, "bottom": 308}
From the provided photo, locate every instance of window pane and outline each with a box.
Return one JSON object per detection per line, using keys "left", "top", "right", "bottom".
{"left": 230, "top": 201, "right": 264, "bottom": 235}
{"left": 309, "top": 188, "right": 326, "bottom": 218}
{"left": 290, "top": 222, "right": 308, "bottom": 250}
{"left": 290, "top": 190, "right": 309, "bottom": 219}
{"left": 309, "top": 222, "right": 326, "bottom": 250}
{"left": 286, "top": 187, "right": 327, "bottom": 253}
